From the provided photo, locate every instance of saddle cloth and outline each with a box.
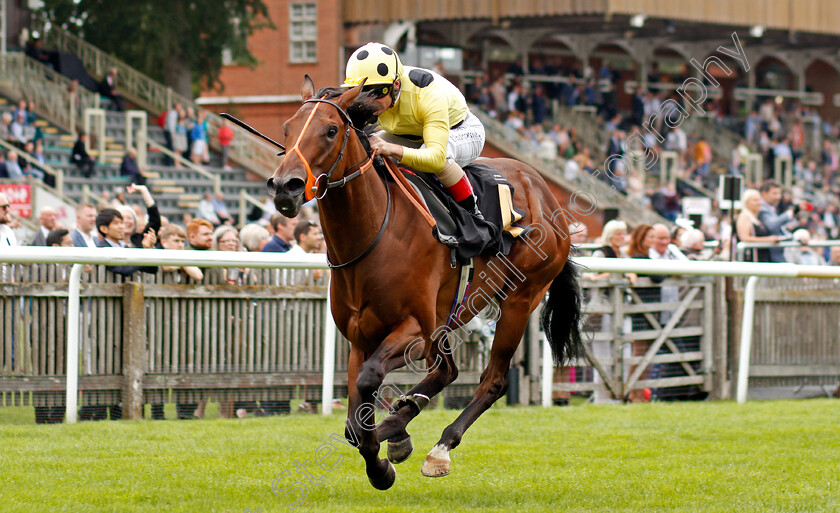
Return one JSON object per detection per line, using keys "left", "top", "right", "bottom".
{"left": 400, "top": 161, "right": 527, "bottom": 263}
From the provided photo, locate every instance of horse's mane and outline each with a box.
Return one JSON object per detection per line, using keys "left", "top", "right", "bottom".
{"left": 315, "top": 87, "right": 380, "bottom": 131}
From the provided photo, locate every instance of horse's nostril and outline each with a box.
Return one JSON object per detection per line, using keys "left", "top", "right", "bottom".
{"left": 285, "top": 178, "right": 306, "bottom": 196}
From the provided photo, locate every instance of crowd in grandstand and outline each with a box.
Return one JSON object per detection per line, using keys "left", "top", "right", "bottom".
{"left": 460, "top": 61, "right": 840, "bottom": 258}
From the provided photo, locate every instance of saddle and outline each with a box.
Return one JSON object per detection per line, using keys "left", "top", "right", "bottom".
{"left": 397, "top": 161, "right": 528, "bottom": 264}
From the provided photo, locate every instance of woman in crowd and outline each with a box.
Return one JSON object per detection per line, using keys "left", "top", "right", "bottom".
{"left": 626, "top": 223, "right": 666, "bottom": 402}
{"left": 736, "top": 189, "right": 779, "bottom": 262}
{"left": 117, "top": 184, "right": 160, "bottom": 249}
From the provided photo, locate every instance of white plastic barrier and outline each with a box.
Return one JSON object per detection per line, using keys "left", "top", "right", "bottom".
{"left": 0, "top": 247, "right": 330, "bottom": 422}
{"left": 4, "top": 249, "right": 840, "bottom": 421}
{"left": 540, "top": 257, "right": 840, "bottom": 407}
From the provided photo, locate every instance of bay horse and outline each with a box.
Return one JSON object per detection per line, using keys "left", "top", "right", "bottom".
{"left": 268, "top": 76, "right": 584, "bottom": 490}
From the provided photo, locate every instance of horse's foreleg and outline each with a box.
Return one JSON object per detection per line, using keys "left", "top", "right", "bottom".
{"left": 351, "top": 317, "right": 424, "bottom": 490}
{"left": 421, "top": 298, "right": 530, "bottom": 478}
{"left": 376, "top": 333, "right": 458, "bottom": 448}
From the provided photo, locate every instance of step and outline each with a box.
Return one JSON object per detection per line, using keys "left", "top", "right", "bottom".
{"left": 153, "top": 186, "right": 186, "bottom": 194}
{"left": 179, "top": 194, "right": 202, "bottom": 201}
{"left": 177, "top": 201, "right": 200, "bottom": 209}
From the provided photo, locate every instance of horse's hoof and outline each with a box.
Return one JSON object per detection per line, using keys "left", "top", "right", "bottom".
{"left": 368, "top": 461, "right": 396, "bottom": 490}
{"left": 387, "top": 436, "right": 413, "bottom": 464}
{"left": 421, "top": 446, "right": 451, "bottom": 478}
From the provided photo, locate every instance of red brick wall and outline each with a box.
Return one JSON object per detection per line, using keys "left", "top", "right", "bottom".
{"left": 204, "top": 0, "right": 343, "bottom": 141}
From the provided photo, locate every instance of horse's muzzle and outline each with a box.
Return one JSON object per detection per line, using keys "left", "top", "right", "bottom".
{"left": 268, "top": 176, "right": 306, "bottom": 217}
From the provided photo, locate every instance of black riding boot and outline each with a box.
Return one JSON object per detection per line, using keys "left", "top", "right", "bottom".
{"left": 457, "top": 193, "right": 484, "bottom": 220}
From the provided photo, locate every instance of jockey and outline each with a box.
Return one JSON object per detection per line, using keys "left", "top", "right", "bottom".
{"left": 342, "top": 42, "right": 486, "bottom": 219}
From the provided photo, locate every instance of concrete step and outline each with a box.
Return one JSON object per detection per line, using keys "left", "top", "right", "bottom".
{"left": 153, "top": 186, "right": 186, "bottom": 194}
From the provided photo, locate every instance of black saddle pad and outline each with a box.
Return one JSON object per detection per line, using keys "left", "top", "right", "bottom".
{"left": 401, "top": 162, "right": 526, "bottom": 263}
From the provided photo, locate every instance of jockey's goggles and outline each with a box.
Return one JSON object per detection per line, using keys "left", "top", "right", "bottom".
{"left": 363, "top": 83, "right": 393, "bottom": 99}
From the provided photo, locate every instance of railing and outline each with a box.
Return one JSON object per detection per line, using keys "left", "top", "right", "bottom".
{"left": 473, "top": 106, "right": 666, "bottom": 225}
{"left": 238, "top": 190, "right": 272, "bottom": 228}
{"left": 553, "top": 275, "right": 715, "bottom": 402}
{"left": 735, "top": 240, "right": 840, "bottom": 263}
{"left": 146, "top": 139, "right": 221, "bottom": 195}
{"left": 0, "top": 53, "right": 100, "bottom": 135}
{"left": 0, "top": 137, "right": 65, "bottom": 194}
{"left": 35, "top": 20, "right": 281, "bottom": 179}
{"left": 0, "top": 248, "right": 490, "bottom": 422}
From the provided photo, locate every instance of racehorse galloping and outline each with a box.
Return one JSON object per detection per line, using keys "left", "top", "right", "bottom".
{"left": 269, "top": 76, "right": 584, "bottom": 490}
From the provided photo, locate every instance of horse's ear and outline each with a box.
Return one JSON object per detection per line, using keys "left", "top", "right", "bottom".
{"left": 336, "top": 78, "right": 367, "bottom": 109}
{"left": 301, "top": 74, "right": 316, "bottom": 101}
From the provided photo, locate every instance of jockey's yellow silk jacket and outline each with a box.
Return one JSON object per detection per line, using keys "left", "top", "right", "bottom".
{"left": 378, "top": 66, "right": 469, "bottom": 173}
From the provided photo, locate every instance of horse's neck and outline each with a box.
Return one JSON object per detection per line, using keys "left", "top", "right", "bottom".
{"left": 318, "top": 144, "right": 390, "bottom": 266}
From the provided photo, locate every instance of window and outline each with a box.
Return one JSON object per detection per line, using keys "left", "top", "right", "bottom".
{"left": 289, "top": 3, "right": 317, "bottom": 63}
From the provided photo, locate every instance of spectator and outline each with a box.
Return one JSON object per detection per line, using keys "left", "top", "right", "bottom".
{"left": 90, "top": 208, "right": 155, "bottom": 420}
{"left": 174, "top": 105, "right": 189, "bottom": 164}
{"left": 46, "top": 228, "right": 73, "bottom": 247}
{"left": 71, "top": 203, "right": 98, "bottom": 248}
{"left": 0, "top": 192, "right": 16, "bottom": 248}
{"left": 159, "top": 224, "right": 203, "bottom": 281}
{"left": 119, "top": 185, "right": 160, "bottom": 249}
{"left": 4, "top": 151, "right": 23, "bottom": 179}
{"left": 72, "top": 132, "right": 96, "bottom": 178}
{"left": 649, "top": 223, "right": 688, "bottom": 262}
{"left": 197, "top": 192, "right": 221, "bottom": 226}
{"left": 680, "top": 229, "right": 715, "bottom": 260}
{"left": 239, "top": 224, "right": 271, "bottom": 252}
{"left": 163, "top": 102, "right": 181, "bottom": 166}
{"left": 9, "top": 111, "right": 31, "bottom": 147}
{"left": 29, "top": 206, "right": 58, "bottom": 246}
{"left": 98, "top": 67, "right": 125, "bottom": 111}
{"left": 21, "top": 141, "right": 44, "bottom": 182}
{"left": 828, "top": 246, "right": 840, "bottom": 266}
{"left": 119, "top": 148, "right": 146, "bottom": 185}
{"left": 262, "top": 213, "right": 297, "bottom": 253}
{"left": 784, "top": 229, "right": 824, "bottom": 266}
{"left": 186, "top": 218, "right": 214, "bottom": 251}
{"left": 0, "top": 112, "right": 12, "bottom": 142}
{"left": 190, "top": 111, "right": 208, "bottom": 164}
{"left": 758, "top": 181, "right": 795, "bottom": 262}
{"left": 288, "top": 220, "right": 323, "bottom": 255}
{"left": 738, "top": 189, "right": 780, "bottom": 262}
{"left": 218, "top": 119, "right": 234, "bottom": 170}
{"left": 627, "top": 223, "right": 665, "bottom": 402}
{"left": 212, "top": 192, "right": 233, "bottom": 225}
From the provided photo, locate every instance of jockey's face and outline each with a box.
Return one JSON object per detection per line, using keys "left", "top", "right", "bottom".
{"left": 370, "top": 79, "right": 399, "bottom": 116}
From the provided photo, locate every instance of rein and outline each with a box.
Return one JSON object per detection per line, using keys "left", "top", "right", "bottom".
{"left": 290, "top": 97, "right": 389, "bottom": 269}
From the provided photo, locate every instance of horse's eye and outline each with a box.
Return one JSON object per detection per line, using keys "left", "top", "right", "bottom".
{"left": 327, "top": 126, "right": 338, "bottom": 138}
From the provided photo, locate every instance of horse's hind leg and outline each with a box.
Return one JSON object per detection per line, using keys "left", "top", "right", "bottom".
{"left": 421, "top": 297, "right": 532, "bottom": 478}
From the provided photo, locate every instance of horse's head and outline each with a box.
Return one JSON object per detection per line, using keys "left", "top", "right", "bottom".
{"left": 269, "top": 75, "right": 366, "bottom": 217}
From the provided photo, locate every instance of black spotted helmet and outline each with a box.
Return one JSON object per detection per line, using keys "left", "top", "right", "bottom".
{"left": 343, "top": 42, "right": 404, "bottom": 89}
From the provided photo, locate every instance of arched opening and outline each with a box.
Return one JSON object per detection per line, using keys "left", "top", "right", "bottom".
{"left": 590, "top": 42, "right": 636, "bottom": 112}
{"left": 805, "top": 58, "right": 840, "bottom": 123}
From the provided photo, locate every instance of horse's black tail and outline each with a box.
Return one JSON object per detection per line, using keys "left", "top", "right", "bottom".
{"left": 541, "top": 259, "right": 586, "bottom": 365}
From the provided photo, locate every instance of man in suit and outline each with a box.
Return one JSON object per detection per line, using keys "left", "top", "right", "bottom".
{"left": 758, "top": 180, "right": 796, "bottom": 263}
{"left": 71, "top": 203, "right": 98, "bottom": 248}
{"left": 29, "top": 206, "right": 58, "bottom": 246}
{"left": 262, "top": 213, "right": 297, "bottom": 253}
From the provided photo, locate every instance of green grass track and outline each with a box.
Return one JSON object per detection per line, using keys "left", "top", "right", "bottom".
{"left": 1, "top": 399, "right": 838, "bottom": 512}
